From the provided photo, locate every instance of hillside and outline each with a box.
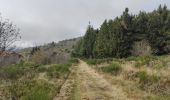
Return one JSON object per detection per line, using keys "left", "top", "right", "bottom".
{"left": 21, "top": 37, "right": 81, "bottom": 54}
{"left": 19, "top": 37, "right": 81, "bottom": 64}
{"left": 55, "top": 37, "right": 82, "bottom": 52}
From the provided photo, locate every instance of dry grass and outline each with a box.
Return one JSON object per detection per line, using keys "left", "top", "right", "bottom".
{"left": 91, "top": 56, "right": 170, "bottom": 100}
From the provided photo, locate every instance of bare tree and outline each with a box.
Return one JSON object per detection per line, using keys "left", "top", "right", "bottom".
{"left": 0, "top": 15, "right": 20, "bottom": 52}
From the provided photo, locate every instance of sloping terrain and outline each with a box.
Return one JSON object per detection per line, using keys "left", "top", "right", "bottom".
{"left": 20, "top": 37, "right": 81, "bottom": 55}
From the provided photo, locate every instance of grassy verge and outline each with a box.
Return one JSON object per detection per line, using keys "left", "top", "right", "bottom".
{"left": 135, "top": 70, "right": 160, "bottom": 84}
{"left": 85, "top": 58, "right": 113, "bottom": 65}
{"left": 6, "top": 80, "right": 57, "bottom": 100}
{"left": 0, "top": 58, "right": 79, "bottom": 100}
{"left": 87, "top": 56, "right": 170, "bottom": 99}
{"left": 101, "top": 62, "right": 122, "bottom": 75}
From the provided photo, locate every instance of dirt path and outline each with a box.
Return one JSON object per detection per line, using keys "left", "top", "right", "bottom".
{"left": 75, "top": 60, "right": 129, "bottom": 100}
{"left": 55, "top": 60, "right": 129, "bottom": 100}
{"left": 54, "top": 65, "right": 77, "bottom": 100}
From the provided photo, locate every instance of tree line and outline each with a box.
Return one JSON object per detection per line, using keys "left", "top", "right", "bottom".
{"left": 72, "top": 5, "right": 170, "bottom": 58}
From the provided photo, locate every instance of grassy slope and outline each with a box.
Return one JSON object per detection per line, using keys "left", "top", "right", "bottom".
{"left": 85, "top": 55, "right": 170, "bottom": 100}
{"left": 1, "top": 55, "right": 170, "bottom": 99}
{"left": 0, "top": 59, "right": 79, "bottom": 100}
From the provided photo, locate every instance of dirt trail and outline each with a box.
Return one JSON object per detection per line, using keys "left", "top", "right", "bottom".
{"left": 75, "top": 60, "right": 129, "bottom": 100}
{"left": 54, "top": 60, "right": 129, "bottom": 100}
{"left": 54, "top": 66, "right": 77, "bottom": 100}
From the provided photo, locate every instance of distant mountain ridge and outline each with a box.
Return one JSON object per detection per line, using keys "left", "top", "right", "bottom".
{"left": 20, "top": 37, "right": 82, "bottom": 55}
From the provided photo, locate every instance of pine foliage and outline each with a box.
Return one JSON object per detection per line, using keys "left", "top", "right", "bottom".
{"left": 73, "top": 5, "right": 170, "bottom": 58}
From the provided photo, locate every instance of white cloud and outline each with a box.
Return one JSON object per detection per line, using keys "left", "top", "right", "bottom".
{"left": 13, "top": 41, "right": 35, "bottom": 48}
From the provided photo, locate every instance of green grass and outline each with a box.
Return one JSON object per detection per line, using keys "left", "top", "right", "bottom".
{"left": 0, "top": 65, "right": 24, "bottom": 80}
{"left": 135, "top": 71, "right": 160, "bottom": 84}
{"left": 101, "top": 62, "right": 122, "bottom": 75}
{"left": 128, "top": 55, "right": 170, "bottom": 69}
{"left": 86, "top": 58, "right": 112, "bottom": 65}
{"left": 47, "top": 64, "right": 71, "bottom": 78}
{"left": 0, "top": 61, "right": 40, "bottom": 80}
{"left": 0, "top": 58, "right": 78, "bottom": 99}
{"left": 125, "top": 56, "right": 158, "bottom": 68}
{"left": 126, "top": 56, "right": 157, "bottom": 62}
{"left": 36, "top": 66, "right": 48, "bottom": 72}
{"left": 0, "top": 58, "right": 77, "bottom": 80}
{"left": 69, "top": 58, "right": 79, "bottom": 64}
{"left": 146, "top": 95, "right": 170, "bottom": 100}
{"left": 7, "top": 80, "right": 57, "bottom": 100}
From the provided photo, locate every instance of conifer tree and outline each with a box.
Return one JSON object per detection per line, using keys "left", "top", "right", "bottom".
{"left": 72, "top": 5, "right": 170, "bottom": 58}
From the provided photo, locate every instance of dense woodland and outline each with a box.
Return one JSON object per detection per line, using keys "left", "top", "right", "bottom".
{"left": 72, "top": 5, "right": 170, "bottom": 58}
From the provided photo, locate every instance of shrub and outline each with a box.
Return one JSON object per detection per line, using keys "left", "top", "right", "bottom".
{"left": 101, "top": 62, "right": 122, "bottom": 75}
{"left": 133, "top": 56, "right": 157, "bottom": 68}
{"left": 86, "top": 58, "right": 112, "bottom": 65}
{"left": 24, "top": 88, "right": 51, "bottom": 100}
{"left": 47, "top": 64, "right": 70, "bottom": 78}
{"left": 7, "top": 80, "right": 56, "bottom": 100}
{"left": 37, "top": 66, "right": 47, "bottom": 73}
{"left": 134, "top": 61, "right": 144, "bottom": 68}
{"left": 0, "top": 65, "right": 24, "bottom": 80}
{"left": 86, "top": 59, "right": 98, "bottom": 65}
{"left": 136, "top": 71, "right": 160, "bottom": 84}
{"left": 22, "top": 81, "right": 56, "bottom": 100}
{"left": 126, "top": 56, "right": 139, "bottom": 61}
{"left": 136, "top": 71, "right": 148, "bottom": 83}
{"left": 69, "top": 58, "right": 79, "bottom": 64}
{"left": 31, "top": 50, "right": 47, "bottom": 65}
{"left": 0, "top": 60, "right": 40, "bottom": 80}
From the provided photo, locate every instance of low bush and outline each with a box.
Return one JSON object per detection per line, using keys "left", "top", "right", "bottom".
{"left": 0, "top": 60, "right": 40, "bottom": 80}
{"left": 136, "top": 71, "right": 148, "bottom": 83}
{"left": 0, "top": 65, "right": 24, "bottom": 80}
{"left": 130, "top": 56, "right": 157, "bottom": 68}
{"left": 126, "top": 56, "right": 157, "bottom": 62}
{"left": 101, "top": 62, "right": 122, "bottom": 75}
{"left": 136, "top": 71, "right": 160, "bottom": 84}
{"left": 31, "top": 50, "right": 48, "bottom": 65}
{"left": 134, "top": 61, "right": 144, "bottom": 68}
{"left": 6, "top": 80, "right": 57, "bottom": 100}
{"left": 86, "top": 58, "right": 112, "bottom": 65}
{"left": 22, "top": 81, "right": 56, "bottom": 100}
{"left": 69, "top": 58, "right": 79, "bottom": 64}
{"left": 86, "top": 59, "right": 98, "bottom": 65}
{"left": 36, "top": 66, "right": 47, "bottom": 73}
{"left": 126, "top": 56, "right": 139, "bottom": 61}
{"left": 47, "top": 64, "right": 71, "bottom": 78}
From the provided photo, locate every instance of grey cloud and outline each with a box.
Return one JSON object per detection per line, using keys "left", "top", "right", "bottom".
{"left": 0, "top": 0, "right": 170, "bottom": 47}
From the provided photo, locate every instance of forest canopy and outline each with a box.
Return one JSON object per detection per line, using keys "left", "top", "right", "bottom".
{"left": 72, "top": 5, "right": 170, "bottom": 58}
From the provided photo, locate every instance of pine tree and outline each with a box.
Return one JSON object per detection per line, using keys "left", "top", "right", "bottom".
{"left": 73, "top": 5, "right": 170, "bottom": 58}
{"left": 94, "top": 20, "right": 110, "bottom": 58}
{"left": 83, "top": 24, "right": 96, "bottom": 58}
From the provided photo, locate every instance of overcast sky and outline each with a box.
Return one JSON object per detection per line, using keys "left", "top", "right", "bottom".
{"left": 0, "top": 0, "right": 170, "bottom": 47}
